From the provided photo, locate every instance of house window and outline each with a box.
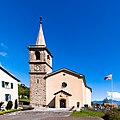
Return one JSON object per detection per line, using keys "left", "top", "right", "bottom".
{"left": 5, "top": 94, "right": 11, "bottom": 101}
{"left": 5, "top": 82, "right": 9, "bottom": 88}
{"left": 11, "top": 83, "right": 13, "bottom": 89}
{"left": 2, "top": 81, "right": 13, "bottom": 89}
{"left": 2, "top": 81, "right": 5, "bottom": 88}
{"left": 35, "top": 51, "right": 40, "bottom": 60}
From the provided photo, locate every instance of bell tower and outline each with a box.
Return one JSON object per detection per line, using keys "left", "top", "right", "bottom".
{"left": 28, "top": 17, "right": 53, "bottom": 107}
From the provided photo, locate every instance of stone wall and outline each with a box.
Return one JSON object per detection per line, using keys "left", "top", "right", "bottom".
{"left": 30, "top": 74, "right": 46, "bottom": 107}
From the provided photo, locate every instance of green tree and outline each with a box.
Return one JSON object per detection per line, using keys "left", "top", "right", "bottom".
{"left": 18, "top": 84, "right": 30, "bottom": 98}
{"left": 18, "top": 84, "right": 25, "bottom": 98}
{"left": 103, "top": 97, "right": 108, "bottom": 104}
{"left": 24, "top": 87, "right": 30, "bottom": 98}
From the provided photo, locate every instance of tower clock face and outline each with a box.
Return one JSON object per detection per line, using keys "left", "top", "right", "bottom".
{"left": 34, "top": 65, "right": 41, "bottom": 71}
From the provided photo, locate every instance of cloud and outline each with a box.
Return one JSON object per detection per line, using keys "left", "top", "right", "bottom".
{"left": 0, "top": 43, "right": 7, "bottom": 49}
{"left": 107, "top": 91, "right": 120, "bottom": 100}
{"left": 0, "top": 52, "right": 7, "bottom": 57}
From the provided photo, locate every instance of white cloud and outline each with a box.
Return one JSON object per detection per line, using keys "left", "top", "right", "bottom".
{"left": 93, "top": 98, "right": 103, "bottom": 101}
{"left": 1, "top": 43, "right": 7, "bottom": 48}
{"left": 107, "top": 91, "right": 120, "bottom": 100}
{"left": 0, "top": 52, "right": 7, "bottom": 57}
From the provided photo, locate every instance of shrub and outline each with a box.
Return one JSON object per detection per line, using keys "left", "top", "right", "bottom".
{"left": 14, "top": 99, "right": 18, "bottom": 109}
{"left": 6, "top": 101, "right": 13, "bottom": 110}
{"left": 0, "top": 102, "right": 4, "bottom": 108}
{"left": 103, "top": 109, "right": 120, "bottom": 120}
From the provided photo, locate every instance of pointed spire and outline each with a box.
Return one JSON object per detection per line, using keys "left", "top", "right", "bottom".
{"left": 36, "top": 16, "right": 46, "bottom": 46}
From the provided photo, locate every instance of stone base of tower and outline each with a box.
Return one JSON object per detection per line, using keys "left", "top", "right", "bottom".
{"left": 30, "top": 102, "right": 46, "bottom": 108}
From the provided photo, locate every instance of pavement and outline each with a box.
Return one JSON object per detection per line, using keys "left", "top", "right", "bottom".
{"left": 0, "top": 108, "right": 104, "bottom": 120}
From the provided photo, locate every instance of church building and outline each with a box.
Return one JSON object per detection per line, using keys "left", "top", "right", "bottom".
{"left": 28, "top": 17, "right": 92, "bottom": 109}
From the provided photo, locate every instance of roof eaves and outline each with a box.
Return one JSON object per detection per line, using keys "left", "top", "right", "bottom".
{"left": 0, "top": 66, "right": 20, "bottom": 82}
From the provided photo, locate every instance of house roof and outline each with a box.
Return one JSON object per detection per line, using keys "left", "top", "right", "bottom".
{"left": 0, "top": 66, "right": 20, "bottom": 82}
{"left": 54, "top": 90, "right": 72, "bottom": 96}
{"left": 45, "top": 68, "right": 92, "bottom": 92}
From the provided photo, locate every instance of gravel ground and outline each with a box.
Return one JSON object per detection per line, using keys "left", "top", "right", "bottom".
{"left": 0, "top": 109, "right": 104, "bottom": 120}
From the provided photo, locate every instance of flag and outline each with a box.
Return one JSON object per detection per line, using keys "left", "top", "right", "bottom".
{"left": 104, "top": 74, "right": 112, "bottom": 80}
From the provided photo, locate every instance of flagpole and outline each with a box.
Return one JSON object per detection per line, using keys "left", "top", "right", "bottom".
{"left": 111, "top": 77, "right": 113, "bottom": 109}
{"left": 104, "top": 74, "right": 113, "bottom": 109}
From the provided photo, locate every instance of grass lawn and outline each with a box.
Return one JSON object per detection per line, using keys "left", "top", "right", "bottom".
{"left": 19, "top": 98, "right": 30, "bottom": 102}
{"left": 71, "top": 110, "right": 105, "bottom": 118}
{"left": 0, "top": 108, "right": 21, "bottom": 115}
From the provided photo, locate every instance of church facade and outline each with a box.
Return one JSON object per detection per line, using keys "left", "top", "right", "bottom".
{"left": 28, "top": 18, "right": 92, "bottom": 109}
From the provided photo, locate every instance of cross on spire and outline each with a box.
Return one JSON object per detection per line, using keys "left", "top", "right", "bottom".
{"left": 40, "top": 16, "right": 42, "bottom": 24}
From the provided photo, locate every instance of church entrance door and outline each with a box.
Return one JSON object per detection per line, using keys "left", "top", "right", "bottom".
{"left": 60, "top": 99, "right": 66, "bottom": 108}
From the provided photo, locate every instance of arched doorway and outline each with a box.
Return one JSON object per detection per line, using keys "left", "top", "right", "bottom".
{"left": 60, "top": 99, "right": 66, "bottom": 108}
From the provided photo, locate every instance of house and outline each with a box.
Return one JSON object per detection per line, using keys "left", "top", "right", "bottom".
{"left": 28, "top": 17, "right": 92, "bottom": 109}
{"left": 0, "top": 66, "right": 20, "bottom": 108}
{"left": 104, "top": 103, "right": 118, "bottom": 108}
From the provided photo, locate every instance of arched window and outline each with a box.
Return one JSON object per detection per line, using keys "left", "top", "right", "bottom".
{"left": 47, "top": 55, "right": 50, "bottom": 60}
{"left": 35, "top": 51, "right": 40, "bottom": 60}
{"left": 37, "top": 79, "right": 39, "bottom": 84}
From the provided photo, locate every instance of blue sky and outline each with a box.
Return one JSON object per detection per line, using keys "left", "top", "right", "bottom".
{"left": 0, "top": 0, "right": 120, "bottom": 100}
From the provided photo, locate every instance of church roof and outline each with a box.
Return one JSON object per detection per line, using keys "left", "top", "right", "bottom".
{"left": 45, "top": 68, "right": 92, "bottom": 92}
{"left": 36, "top": 17, "right": 46, "bottom": 46}
{"left": 0, "top": 66, "right": 20, "bottom": 82}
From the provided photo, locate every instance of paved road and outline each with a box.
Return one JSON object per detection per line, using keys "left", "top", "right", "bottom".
{"left": 0, "top": 110, "right": 103, "bottom": 120}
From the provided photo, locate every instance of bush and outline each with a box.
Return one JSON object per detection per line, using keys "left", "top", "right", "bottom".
{"left": 14, "top": 99, "right": 18, "bottom": 109}
{"left": 0, "top": 102, "right": 4, "bottom": 108}
{"left": 6, "top": 101, "right": 13, "bottom": 110}
{"left": 103, "top": 109, "right": 120, "bottom": 120}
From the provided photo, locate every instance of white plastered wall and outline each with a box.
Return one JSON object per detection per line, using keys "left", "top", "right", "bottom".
{"left": 0, "top": 69, "right": 19, "bottom": 108}
{"left": 46, "top": 71, "right": 91, "bottom": 108}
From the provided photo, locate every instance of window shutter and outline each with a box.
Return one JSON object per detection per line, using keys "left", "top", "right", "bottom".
{"left": 5, "top": 94, "right": 11, "bottom": 101}
{"left": 11, "top": 83, "right": 13, "bottom": 89}
{"left": 5, "top": 94, "right": 8, "bottom": 101}
{"left": 2, "top": 81, "right": 5, "bottom": 88}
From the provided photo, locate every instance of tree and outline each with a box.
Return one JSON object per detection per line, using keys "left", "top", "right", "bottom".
{"left": 24, "top": 88, "right": 30, "bottom": 98}
{"left": 14, "top": 99, "right": 18, "bottom": 109}
{"left": 103, "top": 97, "right": 108, "bottom": 104}
{"left": 18, "top": 84, "right": 30, "bottom": 98}
{"left": 6, "top": 101, "right": 13, "bottom": 110}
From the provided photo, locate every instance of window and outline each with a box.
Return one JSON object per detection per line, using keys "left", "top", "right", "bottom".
{"left": 2, "top": 81, "right": 5, "bottom": 88}
{"left": 35, "top": 51, "right": 40, "bottom": 60}
{"left": 62, "top": 82, "right": 67, "bottom": 88}
{"left": 37, "top": 79, "right": 39, "bottom": 84}
{"left": 47, "top": 55, "right": 50, "bottom": 60}
{"left": 5, "top": 82, "right": 9, "bottom": 88}
{"left": 5, "top": 94, "right": 11, "bottom": 101}
{"left": 11, "top": 83, "right": 13, "bottom": 89}
{"left": 2, "top": 81, "right": 13, "bottom": 89}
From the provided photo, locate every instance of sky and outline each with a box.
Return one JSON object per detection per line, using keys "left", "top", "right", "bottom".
{"left": 0, "top": 0, "right": 120, "bottom": 101}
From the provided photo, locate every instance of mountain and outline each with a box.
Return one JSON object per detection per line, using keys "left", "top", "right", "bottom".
{"left": 92, "top": 99, "right": 120, "bottom": 106}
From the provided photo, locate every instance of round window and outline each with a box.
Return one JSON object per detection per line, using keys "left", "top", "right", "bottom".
{"left": 62, "top": 82, "right": 67, "bottom": 88}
